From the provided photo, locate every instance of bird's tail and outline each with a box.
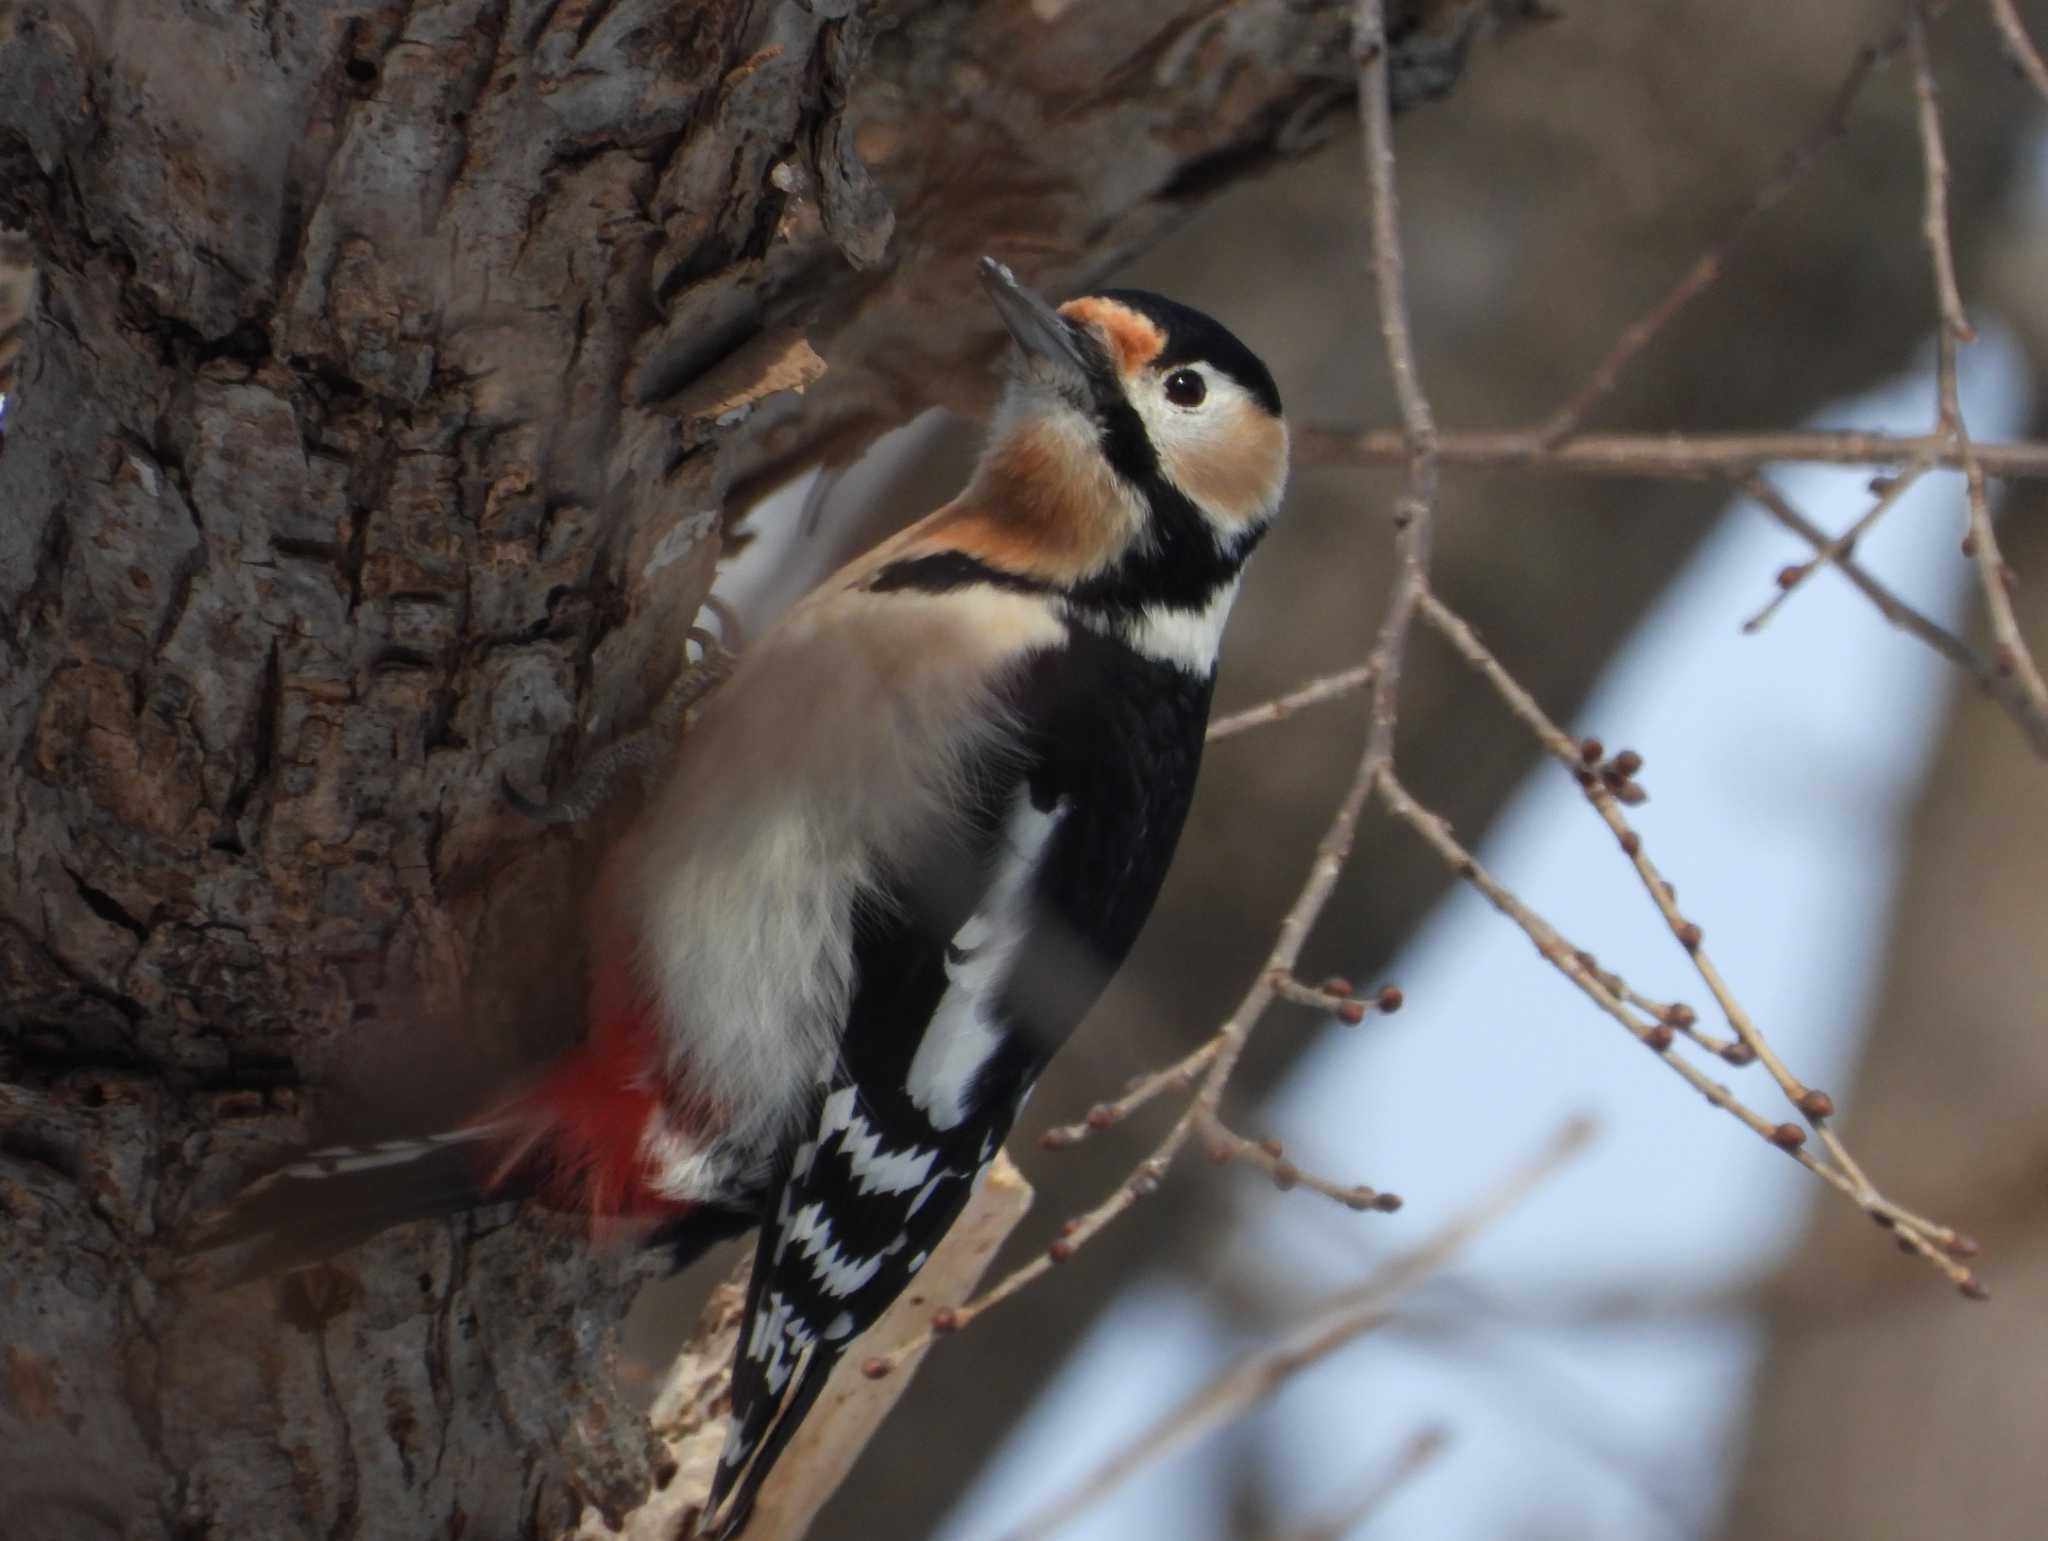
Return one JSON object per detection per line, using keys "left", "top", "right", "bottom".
{"left": 700, "top": 1334, "right": 839, "bottom": 1540}
{"left": 190, "top": 1124, "right": 524, "bottom": 1284}
{"left": 191, "top": 1003, "right": 713, "bottom": 1283}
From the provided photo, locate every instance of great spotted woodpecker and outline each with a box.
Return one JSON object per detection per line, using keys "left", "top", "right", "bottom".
{"left": 205, "top": 258, "right": 1288, "bottom": 1535}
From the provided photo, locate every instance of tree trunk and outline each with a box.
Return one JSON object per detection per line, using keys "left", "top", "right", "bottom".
{"left": 0, "top": 3, "right": 1539, "bottom": 1536}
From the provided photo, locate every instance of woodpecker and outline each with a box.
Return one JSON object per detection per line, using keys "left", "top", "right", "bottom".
{"left": 203, "top": 257, "right": 1288, "bottom": 1536}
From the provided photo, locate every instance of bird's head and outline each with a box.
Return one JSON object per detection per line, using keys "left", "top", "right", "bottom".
{"left": 966, "top": 257, "right": 1288, "bottom": 611}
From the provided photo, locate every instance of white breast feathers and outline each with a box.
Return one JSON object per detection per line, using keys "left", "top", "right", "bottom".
{"left": 625, "top": 581, "right": 1066, "bottom": 1190}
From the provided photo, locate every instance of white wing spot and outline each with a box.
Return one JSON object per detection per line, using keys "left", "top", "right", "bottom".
{"left": 908, "top": 793, "right": 1070, "bottom": 1130}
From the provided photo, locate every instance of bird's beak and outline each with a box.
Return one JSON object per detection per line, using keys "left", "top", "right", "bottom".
{"left": 979, "top": 257, "right": 1094, "bottom": 381}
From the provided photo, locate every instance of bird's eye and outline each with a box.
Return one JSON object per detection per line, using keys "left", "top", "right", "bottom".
{"left": 1163, "top": 368, "right": 1206, "bottom": 408}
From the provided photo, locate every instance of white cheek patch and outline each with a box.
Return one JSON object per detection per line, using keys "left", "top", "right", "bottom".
{"left": 1134, "top": 369, "right": 1289, "bottom": 534}
{"left": 908, "top": 792, "right": 1070, "bottom": 1130}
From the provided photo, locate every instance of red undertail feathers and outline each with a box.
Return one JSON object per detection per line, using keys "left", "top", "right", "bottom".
{"left": 478, "top": 940, "right": 707, "bottom": 1233}
{"left": 192, "top": 941, "right": 719, "bottom": 1282}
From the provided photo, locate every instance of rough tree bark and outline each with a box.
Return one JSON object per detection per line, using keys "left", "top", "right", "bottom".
{"left": 0, "top": 3, "right": 1543, "bottom": 1537}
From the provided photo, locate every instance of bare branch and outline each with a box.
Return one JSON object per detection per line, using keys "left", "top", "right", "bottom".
{"left": 1294, "top": 425, "right": 2048, "bottom": 479}
{"left": 1191, "top": 1104, "right": 1401, "bottom": 1215}
{"left": 1292, "top": 416, "right": 2048, "bottom": 755}
{"left": 1741, "top": 454, "right": 1934, "bottom": 633}
{"left": 1909, "top": 5, "right": 1977, "bottom": 343}
{"left": 1207, "top": 660, "right": 1378, "bottom": 741}
{"left": 1907, "top": 0, "right": 2048, "bottom": 739}
{"left": 1409, "top": 592, "right": 1986, "bottom": 1291}
{"left": 1185, "top": 0, "right": 1442, "bottom": 1238}
{"left": 1001, "top": 1120, "right": 1594, "bottom": 1541}
{"left": 1536, "top": 26, "right": 1906, "bottom": 442}
{"left": 1987, "top": 0, "right": 2048, "bottom": 103}
{"left": 1737, "top": 475, "right": 2048, "bottom": 755}
{"left": 1259, "top": 1426, "right": 1453, "bottom": 1541}
{"left": 1036, "top": 1038, "right": 1225, "bottom": 1153}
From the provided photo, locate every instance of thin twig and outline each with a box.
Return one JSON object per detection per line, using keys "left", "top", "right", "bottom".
{"left": 1570, "top": 952, "right": 1738, "bottom": 1060}
{"left": 1001, "top": 1119, "right": 1594, "bottom": 1541}
{"left": 1987, "top": 0, "right": 2048, "bottom": 103}
{"left": 1910, "top": 7, "right": 1976, "bottom": 343}
{"left": 1375, "top": 767, "right": 1928, "bottom": 1229}
{"left": 1741, "top": 454, "right": 1935, "bottom": 633}
{"left": 1036, "top": 1037, "right": 1224, "bottom": 1152}
{"left": 1738, "top": 475, "right": 2048, "bottom": 754}
{"left": 1537, "top": 27, "right": 1905, "bottom": 442}
{"left": 1270, "top": 971, "right": 1399, "bottom": 1022}
{"left": 1294, "top": 425, "right": 2048, "bottom": 479}
{"left": 1908, "top": 0, "right": 2048, "bottom": 736}
{"left": 1207, "top": 660, "right": 1378, "bottom": 740}
{"left": 1192, "top": 1104, "right": 1400, "bottom": 1215}
{"left": 1184, "top": 0, "right": 1439, "bottom": 1205}
{"left": 1259, "top": 1426, "right": 1452, "bottom": 1541}
{"left": 1410, "top": 592, "right": 1984, "bottom": 1290}
{"left": 1293, "top": 420, "right": 2048, "bottom": 754}
{"left": 1190, "top": 0, "right": 1438, "bottom": 1171}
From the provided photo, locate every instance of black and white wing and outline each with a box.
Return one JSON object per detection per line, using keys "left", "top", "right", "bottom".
{"left": 699, "top": 766, "right": 1028, "bottom": 1537}
{"left": 701, "top": 634, "right": 1214, "bottom": 1536}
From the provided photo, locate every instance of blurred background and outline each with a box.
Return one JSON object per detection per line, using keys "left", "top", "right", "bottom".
{"left": 704, "top": 3, "right": 2048, "bottom": 1537}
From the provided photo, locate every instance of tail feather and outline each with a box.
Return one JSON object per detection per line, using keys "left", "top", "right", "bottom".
{"left": 193, "top": 1001, "right": 722, "bottom": 1281}
{"left": 193, "top": 946, "right": 729, "bottom": 1282}
{"left": 701, "top": 1341, "right": 839, "bottom": 1540}
{"left": 191, "top": 1128, "right": 525, "bottom": 1285}
{"left": 698, "top": 1191, "right": 849, "bottom": 1539}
